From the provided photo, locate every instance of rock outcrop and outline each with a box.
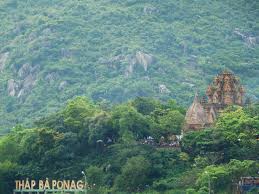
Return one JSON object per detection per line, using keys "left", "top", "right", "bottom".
{"left": 99, "top": 51, "right": 155, "bottom": 77}
{"left": 135, "top": 51, "right": 154, "bottom": 72}
{"left": 233, "top": 28, "right": 257, "bottom": 47}
{"left": 7, "top": 79, "right": 19, "bottom": 97}
{"left": 7, "top": 63, "right": 39, "bottom": 98}
{"left": 159, "top": 84, "right": 170, "bottom": 94}
{"left": 45, "top": 72, "right": 59, "bottom": 84}
{"left": 0, "top": 52, "right": 9, "bottom": 73}
{"left": 58, "top": 81, "right": 68, "bottom": 91}
{"left": 143, "top": 5, "right": 159, "bottom": 15}
{"left": 124, "top": 51, "right": 155, "bottom": 77}
{"left": 17, "top": 74, "right": 37, "bottom": 98}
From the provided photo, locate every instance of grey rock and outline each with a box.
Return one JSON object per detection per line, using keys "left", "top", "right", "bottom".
{"left": 100, "top": 51, "right": 155, "bottom": 77}
{"left": 125, "top": 63, "right": 134, "bottom": 78}
{"left": 125, "top": 51, "right": 154, "bottom": 76}
{"left": 28, "top": 31, "right": 37, "bottom": 41}
{"left": 16, "top": 74, "right": 37, "bottom": 98}
{"left": 18, "top": 63, "right": 31, "bottom": 78}
{"left": 183, "top": 82, "right": 195, "bottom": 88}
{"left": 143, "top": 5, "right": 159, "bottom": 15}
{"left": 0, "top": 52, "right": 9, "bottom": 72}
{"left": 58, "top": 81, "right": 68, "bottom": 90}
{"left": 135, "top": 51, "right": 154, "bottom": 71}
{"left": 233, "top": 28, "right": 246, "bottom": 39}
{"left": 159, "top": 84, "right": 170, "bottom": 94}
{"left": 99, "top": 54, "right": 126, "bottom": 69}
{"left": 17, "top": 88, "right": 25, "bottom": 98}
{"left": 7, "top": 79, "right": 18, "bottom": 96}
{"left": 42, "top": 28, "right": 52, "bottom": 36}
{"left": 233, "top": 28, "right": 257, "bottom": 47}
{"left": 23, "top": 74, "right": 37, "bottom": 89}
{"left": 61, "top": 48, "right": 72, "bottom": 58}
{"left": 45, "top": 72, "right": 59, "bottom": 84}
{"left": 8, "top": 63, "right": 40, "bottom": 98}
{"left": 246, "top": 36, "right": 257, "bottom": 47}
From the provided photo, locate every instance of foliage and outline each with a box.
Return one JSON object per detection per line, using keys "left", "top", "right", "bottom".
{"left": 114, "top": 156, "right": 151, "bottom": 192}
{"left": 0, "top": 0, "right": 258, "bottom": 131}
{"left": 196, "top": 160, "right": 258, "bottom": 193}
{"left": 0, "top": 98, "right": 258, "bottom": 193}
{"left": 85, "top": 166, "right": 105, "bottom": 187}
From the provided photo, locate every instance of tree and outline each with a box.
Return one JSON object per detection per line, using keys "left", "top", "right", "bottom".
{"left": 62, "top": 97, "right": 100, "bottom": 133}
{"left": 88, "top": 111, "right": 117, "bottom": 146}
{"left": 85, "top": 166, "right": 105, "bottom": 187}
{"left": 0, "top": 134, "right": 21, "bottom": 162}
{"left": 114, "top": 156, "right": 151, "bottom": 192}
{"left": 158, "top": 110, "right": 184, "bottom": 135}
{"left": 0, "top": 161, "right": 18, "bottom": 194}
{"left": 131, "top": 97, "right": 162, "bottom": 115}
{"left": 111, "top": 105, "right": 150, "bottom": 139}
{"left": 216, "top": 107, "right": 258, "bottom": 133}
{"left": 196, "top": 160, "right": 258, "bottom": 193}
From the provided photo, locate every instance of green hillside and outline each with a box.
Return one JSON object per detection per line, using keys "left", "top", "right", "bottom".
{"left": 0, "top": 0, "right": 258, "bottom": 131}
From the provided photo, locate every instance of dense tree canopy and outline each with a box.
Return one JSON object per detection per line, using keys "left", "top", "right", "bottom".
{"left": 0, "top": 97, "right": 258, "bottom": 193}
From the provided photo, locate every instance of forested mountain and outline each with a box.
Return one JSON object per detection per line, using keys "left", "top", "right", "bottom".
{"left": 0, "top": 0, "right": 258, "bottom": 131}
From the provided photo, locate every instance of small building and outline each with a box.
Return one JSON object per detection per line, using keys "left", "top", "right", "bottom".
{"left": 183, "top": 70, "right": 245, "bottom": 133}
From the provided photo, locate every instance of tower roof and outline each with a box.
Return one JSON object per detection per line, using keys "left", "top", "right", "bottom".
{"left": 185, "top": 93, "right": 207, "bottom": 125}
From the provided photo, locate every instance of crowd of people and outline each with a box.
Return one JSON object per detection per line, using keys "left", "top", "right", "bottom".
{"left": 139, "top": 135, "right": 182, "bottom": 148}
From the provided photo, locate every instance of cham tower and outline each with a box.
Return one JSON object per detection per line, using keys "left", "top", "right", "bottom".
{"left": 183, "top": 70, "right": 245, "bottom": 133}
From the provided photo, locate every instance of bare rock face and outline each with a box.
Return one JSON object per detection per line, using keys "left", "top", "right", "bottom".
{"left": 45, "top": 72, "right": 59, "bottom": 84}
{"left": 18, "top": 63, "right": 39, "bottom": 78}
{"left": 98, "top": 54, "right": 126, "bottom": 69}
{"left": 7, "top": 63, "right": 39, "bottom": 98}
{"left": 233, "top": 28, "right": 257, "bottom": 47}
{"left": 143, "top": 5, "right": 159, "bottom": 15}
{"left": 61, "top": 48, "right": 73, "bottom": 58}
{"left": 58, "top": 81, "right": 68, "bottom": 91}
{"left": 8, "top": 74, "right": 38, "bottom": 98}
{"left": 99, "top": 51, "right": 155, "bottom": 77}
{"left": 7, "top": 79, "right": 18, "bottom": 96}
{"left": 18, "top": 63, "right": 31, "bottom": 78}
{"left": 135, "top": 51, "right": 154, "bottom": 71}
{"left": 0, "top": 52, "right": 9, "bottom": 72}
{"left": 125, "top": 63, "right": 134, "bottom": 78}
{"left": 22, "top": 74, "right": 37, "bottom": 90}
{"left": 125, "top": 51, "right": 155, "bottom": 77}
{"left": 246, "top": 36, "right": 257, "bottom": 47}
{"left": 159, "top": 84, "right": 170, "bottom": 94}
{"left": 17, "top": 74, "right": 37, "bottom": 98}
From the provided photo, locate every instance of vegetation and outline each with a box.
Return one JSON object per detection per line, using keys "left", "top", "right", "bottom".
{"left": 0, "top": 97, "right": 258, "bottom": 193}
{"left": 0, "top": 0, "right": 259, "bottom": 131}
{"left": 0, "top": 0, "right": 258, "bottom": 193}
